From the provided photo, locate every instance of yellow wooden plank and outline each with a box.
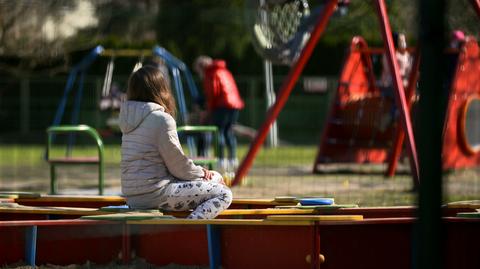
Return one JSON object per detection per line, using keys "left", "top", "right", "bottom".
{"left": 12, "top": 195, "right": 302, "bottom": 207}
{"left": 16, "top": 195, "right": 126, "bottom": 203}
{"left": 276, "top": 204, "right": 359, "bottom": 210}
{"left": 0, "top": 192, "right": 41, "bottom": 199}
{"left": 231, "top": 198, "right": 297, "bottom": 205}
{"left": 128, "top": 218, "right": 315, "bottom": 226}
{"left": 0, "top": 203, "right": 111, "bottom": 215}
{"left": 267, "top": 215, "right": 364, "bottom": 221}
{"left": 219, "top": 208, "right": 315, "bottom": 215}
{"left": 15, "top": 195, "right": 296, "bottom": 205}
{"left": 446, "top": 200, "right": 480, "bottom": 209}
{"left": 232, "top": 198, "right": 276, "bottom": 204}
{"left": 82, "top": 212, "right": 169, "bottom": 221}
{"left": 273, "top": 196, "right": 298, "bottom": 203}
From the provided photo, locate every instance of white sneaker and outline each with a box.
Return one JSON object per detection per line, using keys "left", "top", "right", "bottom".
{"left": 228, "top": 158, "right": 239, "bottom": 171}
{"left": 217, "top": 159, "right": 228, "bottom": 174}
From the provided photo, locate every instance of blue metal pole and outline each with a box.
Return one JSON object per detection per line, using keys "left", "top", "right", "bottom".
{"left": 66, "top": 70, "right": 86, "bottom": 155}
{"left": 25, "top": 225, "right": 37, "bottom": 266}
{"left": 206, "top": 224, "right": 221, "bottom": 269}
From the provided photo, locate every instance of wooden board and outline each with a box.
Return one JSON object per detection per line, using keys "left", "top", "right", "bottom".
{"left": 273, "top": 196, "right": 298, "bottom": 203}
{"left": 99, "top": 205, "right": 132, "bottom": 212}
{"left": 456, "top": 212, "right": 480, "bottom": 218}
{"left": 0, "top": 192, "right": 41, "bottom": 199}
{"left": 81, "top": 211, "right": 172, "bottom": 221}
{"left": 231, "top": 198, "right": 297, "bottom": 206}
{"left": 276, "top": 204, "right": 359, "bottom": 210}
{"left": 267, "top": 214, "right": 364, "bottom": 221}
{"left": 0, "top": 203, "right": 108, "bottom": 215}
{"left": 220, "top": 208, "right": 316, "bottom": 216}
{"left": 447, "top": 200, "right": 480, "bottom": 209}
{"left": 16, "top": 194, "right": 126, "bottom": 203}
{"left": 128, "top": 218, "right": 316, "bottom": 226}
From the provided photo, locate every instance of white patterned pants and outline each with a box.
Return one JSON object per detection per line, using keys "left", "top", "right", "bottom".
{"left": 159, "top": 172, "right": 232, "bottom": 219}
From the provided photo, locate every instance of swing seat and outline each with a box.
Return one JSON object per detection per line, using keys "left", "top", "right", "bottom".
{"left": 46, "top": 125, "right": 105, "bottom": 195}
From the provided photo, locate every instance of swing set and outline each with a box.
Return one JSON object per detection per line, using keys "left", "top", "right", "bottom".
{"left": 51, "top": 46, "right": 203, "bottom": 133}
{"left": 47, "top": 46, "right": 218, "bottom": 194}
{"left": 233, "top": 0, "right": 480, "bottom": 187}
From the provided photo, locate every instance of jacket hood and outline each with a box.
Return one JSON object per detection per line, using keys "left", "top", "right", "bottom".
{"left": 119, "top": 101, "right": 164, "bottom": 134}
{"left": 209, "top": 59, "right": 226, "bottom": 69}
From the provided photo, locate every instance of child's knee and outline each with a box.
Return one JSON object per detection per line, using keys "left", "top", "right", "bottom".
{"left": 222, "top": 186, "right": 233, "bottom": 207}
{"left": 211, "top": 170, "right": 224, "bottom": 183}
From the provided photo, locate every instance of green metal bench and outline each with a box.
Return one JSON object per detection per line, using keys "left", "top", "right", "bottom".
{"left": 46, "top": 125, "right": 104, "bottom": 195}
{"left": 177, "top": 125, "right": 219, "bottom": 170}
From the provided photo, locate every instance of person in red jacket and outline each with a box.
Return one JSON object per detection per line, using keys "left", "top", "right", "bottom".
{"left": 194, "top": 56, "right": 245, "bottom": 172}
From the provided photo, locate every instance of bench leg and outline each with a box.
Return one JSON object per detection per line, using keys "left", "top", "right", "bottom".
{"left": 25, "top": 225, "right": 37, "bottom": 266}
{"left": 50, "top": 164, "right": 57, "bottom": 194}
{"left": 206, "top": 224, "right": 221, "bottom": 269}
{"left": 98, "top": 162, "right": 104, "bottom": 195}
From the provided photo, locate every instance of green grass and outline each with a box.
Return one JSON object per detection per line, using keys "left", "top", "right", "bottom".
{"left": 0, "top": 144, "right": 317, "bottom": 167}
{"left": 0, "top": 144, "right": 479, "bottom": 207}
{"left": 237, "top": 145, "right": 317, "bottom": 166}
{"left": 0, "top": 144, "right": 122, "bottom": 167}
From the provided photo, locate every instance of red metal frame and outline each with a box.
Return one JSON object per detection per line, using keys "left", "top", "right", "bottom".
{"left": 232, "top": 0, "right": 339, "bottom": 186}
{"left": 374, "top": 0, "right": 419, "bottom": 185}
{"left": 385, "top": 50, "right": 421, "bottom": 177}
{"left": 470, "top": 0, "right": 480, "bottom": 18}
{"left": 234, "top": 0, "right": 420, "bottom": 186}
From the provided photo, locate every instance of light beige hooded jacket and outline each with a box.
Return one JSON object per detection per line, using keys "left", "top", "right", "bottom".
{"left": 119, "top": 101, "right": 204, "bottom": 197}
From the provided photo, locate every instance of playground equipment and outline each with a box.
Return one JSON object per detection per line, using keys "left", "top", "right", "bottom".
{"left": 312, "top": 36, "right": 419, "bottom": 173}
{"left": 46, "top": 125, "right": 104, "bottom": 195}
{"left": 48, "top": 46, "right": 219, "bottom": 192}
{"left": 234, "top": 0, "right": 480, "bottom": 186}
{"left": 442, "top": 37, "right": 480, "bottom": 170}
{"left": 51, "top": 46, "right": 203, "bottom": 134}
{"left": 234, "top": 0, "right": 420, "bottom": 186}
{"left": 313, "top": 35, "right": 480, "bottom": 175}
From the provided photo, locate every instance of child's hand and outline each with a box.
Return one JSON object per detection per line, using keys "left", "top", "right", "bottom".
{"left": 202, "top": 168, "right": 214, "bottom": 180}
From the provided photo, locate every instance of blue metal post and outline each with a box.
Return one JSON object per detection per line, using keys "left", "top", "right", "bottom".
{"left": 67, "top": 70, "right": 86, "bottom": 155}
{"left": 52, "top": 46, "right": 103, "bottom": 127}
{"left": 25, "top": 225, "right": 37, "bottom": 266}
{"left": 206, "top": 224, "right": 221, "bottom": 269}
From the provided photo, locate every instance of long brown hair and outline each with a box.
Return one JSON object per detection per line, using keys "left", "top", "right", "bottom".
{"left": 127, "top": 65, "right": 176, "bottom": 117}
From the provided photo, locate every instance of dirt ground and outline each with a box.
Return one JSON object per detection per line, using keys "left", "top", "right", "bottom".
{"left": 1, "top": 162, "right": 478, "bottom": 206}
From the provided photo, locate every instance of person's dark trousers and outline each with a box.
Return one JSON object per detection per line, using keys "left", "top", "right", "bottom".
{"left": 212, "top": 108, "right": 239, "bottom": 160}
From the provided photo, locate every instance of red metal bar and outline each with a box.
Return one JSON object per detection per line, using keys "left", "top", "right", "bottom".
{"left": 356, "top": 47, "right": 416, "bottom": 54}
{"left": 358, "top": 38, "right": 378, "bottom": 94}
{"left": 386, "top": 50, "right": 421, "bottom": 177}
{"left": 374, "top": 0, "right": 420, "bottom": 186}
{"left": 232, "top": 0, "right": 339, "bottom": 186}
{"left": 470, "top": 0, "right": 480, "bottom": 18}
